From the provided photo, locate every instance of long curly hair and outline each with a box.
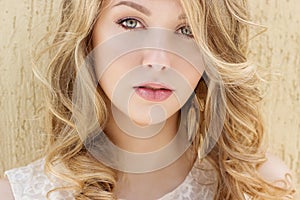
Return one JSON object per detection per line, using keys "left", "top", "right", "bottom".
{"left": 33, "top": 0, "right": 295, "bottom": 199}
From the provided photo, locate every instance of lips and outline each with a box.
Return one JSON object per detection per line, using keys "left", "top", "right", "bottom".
{"left": 133, "top": 82, "right": 174, "bottom": 102}
{"left": 134, "top": 82, "right": 174, "bottom": 90}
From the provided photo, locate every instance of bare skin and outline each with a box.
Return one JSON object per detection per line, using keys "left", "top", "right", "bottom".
{"left": 0, "top": 178, "right": 14, "bottom": 200}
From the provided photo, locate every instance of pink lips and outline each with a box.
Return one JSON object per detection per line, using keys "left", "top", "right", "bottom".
{"left": 133, "top": 82, "right": 174, "bottom": 102}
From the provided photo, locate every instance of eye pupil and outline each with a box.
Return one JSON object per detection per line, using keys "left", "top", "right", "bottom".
{"left": 125, "top": 19, "right": 137, "bottom": 28}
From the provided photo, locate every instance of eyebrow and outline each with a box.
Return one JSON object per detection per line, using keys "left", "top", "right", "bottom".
{"left": 178, "top": 13, "right": 187, "bottom": 20}
{"left": 113, "top": 1, "right": 151, "bottom": 16}
{"left": 113, "top": 1, "right": 187, "bottom": 20}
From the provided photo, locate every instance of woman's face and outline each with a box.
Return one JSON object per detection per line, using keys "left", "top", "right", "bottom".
{"left": 92, "top": 0, "right": 204, "bottom": 126}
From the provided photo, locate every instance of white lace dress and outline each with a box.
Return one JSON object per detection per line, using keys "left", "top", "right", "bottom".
{"left": 5, "top": 158, "right": 218, "bottom": 200}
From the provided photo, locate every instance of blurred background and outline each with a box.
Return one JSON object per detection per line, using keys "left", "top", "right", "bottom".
{"left": 0, "top": 0, "right": 299, "bottom": 194}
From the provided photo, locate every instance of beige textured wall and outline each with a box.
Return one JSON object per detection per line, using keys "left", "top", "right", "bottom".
{"left": 0, "top": 0, "right": 299, "bottom": 192}
{"left": 248, "top": 0, "right": 300, "bottom": 190}
{"left": 0, "top": 0, "right": 55, "bottom": 172}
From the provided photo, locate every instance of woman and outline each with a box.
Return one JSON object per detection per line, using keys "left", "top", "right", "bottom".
{"left": 1, "top": 0, "right": 296, "bottom": 199}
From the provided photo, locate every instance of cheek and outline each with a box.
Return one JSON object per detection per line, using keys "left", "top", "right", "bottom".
{"left": 185, "top": 68, "right": 202, "bottom": 87}
{"left": 172, "top": 58, "right": 204, "bottom": 90}
{"left": 98, "top": 52, "right": 142, "bottom": 99}
{"left": 92, "top": 11, "right": 123, "bottom": 48}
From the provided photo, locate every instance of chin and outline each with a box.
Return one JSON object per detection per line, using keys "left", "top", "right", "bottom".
{"left": 128, "top": 111, "right": 167, "bottom": 127}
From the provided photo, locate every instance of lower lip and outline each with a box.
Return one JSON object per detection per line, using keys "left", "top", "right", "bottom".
{"left": 134, "top": 87, "right": 173, "bottom": 102}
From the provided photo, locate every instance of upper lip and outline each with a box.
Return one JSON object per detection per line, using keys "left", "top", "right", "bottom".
{"left": 134, "top": 82, "right": 174, "bottom": 91}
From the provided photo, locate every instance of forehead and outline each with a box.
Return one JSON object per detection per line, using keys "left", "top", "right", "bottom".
{"left": 104, "top": 0, "right": 183, "bottom": 12}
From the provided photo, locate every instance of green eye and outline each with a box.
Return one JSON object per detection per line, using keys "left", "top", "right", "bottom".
{"left": 116, "top": 18, "right": 143, "bottom": 29}
{"left": 179, "top": 26, "right": 193, "bottom": 38}
{"left": 123, "top": 19, "right": 138, "bottom": 28}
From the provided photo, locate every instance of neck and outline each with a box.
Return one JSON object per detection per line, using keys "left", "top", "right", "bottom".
{"left": 103, "top": 104, "right": 197, "bottom": 199}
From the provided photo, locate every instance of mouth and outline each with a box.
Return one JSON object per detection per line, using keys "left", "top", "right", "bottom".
{"left": 133, "top": 82, "right": 174, "bottom": 102}
{"left": 133, "top": 82, "right": 174, "bottom": 91}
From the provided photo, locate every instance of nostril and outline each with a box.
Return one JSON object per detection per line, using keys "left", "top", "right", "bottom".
{"left": 146, "top": 64, "right": 167, "bottom": 71}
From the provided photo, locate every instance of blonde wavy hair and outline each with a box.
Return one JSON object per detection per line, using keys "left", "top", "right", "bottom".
{"left": 33, "top": 0, "right": 295, "bottom": 199}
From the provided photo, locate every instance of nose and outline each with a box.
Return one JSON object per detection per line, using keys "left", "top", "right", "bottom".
{"left": 142, "top": 49, "right": 171, "bottom": 71}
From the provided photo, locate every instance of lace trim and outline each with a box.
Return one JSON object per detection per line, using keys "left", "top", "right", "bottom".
{"left": 5, "top": 158, "right": 218, "bottom": 200}
{"left": 5, "top": 159, "right": 73, "bottom": 200}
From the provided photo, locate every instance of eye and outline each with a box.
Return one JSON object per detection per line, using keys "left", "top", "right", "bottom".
{"left": 116, "top": 17, "right": 144, "bottom": 30}
{"left": 177, "top": 25, "right": 194, "bottom": 38}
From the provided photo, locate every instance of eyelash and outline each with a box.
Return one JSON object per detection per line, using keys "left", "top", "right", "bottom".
{"left": 115, "top": 17, "right": 194, "bottom": 39}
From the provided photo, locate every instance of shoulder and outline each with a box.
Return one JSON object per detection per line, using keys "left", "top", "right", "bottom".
{"left": 258, "top": 153, "right": 294, "bottom": 189}
{"left": 0, "top": 178, "right": 14, "bottom": 199}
